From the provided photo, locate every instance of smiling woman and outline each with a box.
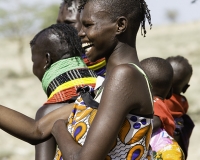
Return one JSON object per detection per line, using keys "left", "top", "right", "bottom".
{"left": 51, "top": 0, "right": 154, "bottom": 160}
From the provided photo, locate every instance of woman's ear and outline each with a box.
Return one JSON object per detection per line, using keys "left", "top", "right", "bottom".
{"left": 44, "top": 53, "right": 52, "bottom": 70}
{"left": 116, "top": 16, "right": 128, "bottom": 35}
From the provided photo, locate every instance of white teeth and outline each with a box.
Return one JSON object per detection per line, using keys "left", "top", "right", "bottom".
{"left": 82, "top": 42, "right": 93, "bottom": 48}
{"left": 85, "top": 46, "right": 92, "bottom": 53}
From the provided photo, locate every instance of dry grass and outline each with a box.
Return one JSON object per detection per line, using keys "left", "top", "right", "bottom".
{"left": 0, "top": 21, "right": 200, "bottom": 160}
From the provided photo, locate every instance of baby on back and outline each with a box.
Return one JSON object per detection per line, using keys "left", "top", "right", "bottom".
{"left": 141, "top": 57, "right": 185, "bottom": 160}
{"left": 165, "top": 55, "right": 194, "bottom": 159}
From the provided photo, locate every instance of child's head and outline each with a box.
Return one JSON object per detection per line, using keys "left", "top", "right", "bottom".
{"left": 57, "top": 0, "right": 81, "bottom": 31}
{"left": 78, "top": 0, "right": 152, "bottom": 62}
{"left": 166, "top": 55, "right": 193, "bottom": 94}
{"left": 30, "top": 23, "right": 83, "bottom": 81}
{"left": 140, "top": 57, "right": 174, "bottom": 99}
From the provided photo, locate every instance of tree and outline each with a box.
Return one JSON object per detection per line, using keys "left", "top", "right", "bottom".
{"left": 165, "top": 10, "right": 179, "bottom": 23}
{"left": 0, "top": 1, "right": 59, "bottom": 75}
{"left": 37, "top": 4, "right": 60, "bottom": 29}
{"left": 0, "top": 2, "right": 41, "bottom": 74}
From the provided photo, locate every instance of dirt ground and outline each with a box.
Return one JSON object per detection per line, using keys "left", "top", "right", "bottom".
{"left": 0, "top": 21, "right": 200, "bottom": 159}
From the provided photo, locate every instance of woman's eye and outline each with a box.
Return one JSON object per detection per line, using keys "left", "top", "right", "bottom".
{"left": 64, "top": 20, "right": 75, "bottom": 25}
{"left": 84, "top": 24, "right": 92, "bottom": 28}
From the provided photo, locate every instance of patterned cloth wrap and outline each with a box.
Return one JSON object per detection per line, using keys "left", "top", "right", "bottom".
{"left": 54, "top": 64, "right": 153, "bottom": 160}
{"left": 153, "top": 97, "right": 175, "bottom": 137}
{"left": 164, "top": 94, "right": 195, "bottom": 158}
{"left": 164, "top": 94, "right": 189, "bottom": 118}
{"left": 150, "top": 128, "right": 185, "bottom": 160}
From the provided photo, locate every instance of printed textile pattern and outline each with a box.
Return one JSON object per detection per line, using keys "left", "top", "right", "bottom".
{"left": 54, "top": 63, "right": 153, "bottom": 160}
{"left": 150, "top": 128, "right": 185, "bottom": 160}
{"left": 54, "top": 95, "right": 153, "bottom": 160}
{"left": 165, "top": 94, "right": 194, "bottom": 158}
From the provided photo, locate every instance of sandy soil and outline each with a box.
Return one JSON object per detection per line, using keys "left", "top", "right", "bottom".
{"left": 0, "top": 21, "right": 200, "bottom": 160}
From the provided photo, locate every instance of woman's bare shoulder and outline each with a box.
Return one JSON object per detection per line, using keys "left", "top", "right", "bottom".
{"left": 109, "top": 64, "right": 144, "bottom": 83}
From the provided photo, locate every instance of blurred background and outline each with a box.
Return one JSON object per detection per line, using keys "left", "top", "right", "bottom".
{"left": 0, "top": 0, "right": 199, "bottom": 159}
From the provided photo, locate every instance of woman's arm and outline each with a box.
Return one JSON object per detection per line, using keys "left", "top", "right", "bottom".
{"left": 0, "top": 103, "right": 73, "bottom": 145}
{"left": 52, "top": 119, "right": 82, "bottom": 159}
{"left": 52, "top": 65, "right": 150, "bottom": 160}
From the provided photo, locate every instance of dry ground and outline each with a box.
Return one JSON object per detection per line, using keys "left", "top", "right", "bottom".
{"left": 0, "top": 21, "right": 200, "bottom": 160}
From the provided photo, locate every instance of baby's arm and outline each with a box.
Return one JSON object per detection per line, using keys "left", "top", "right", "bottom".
{"left": 0, "top": 103, "right": 73, "bottom": 145}
{"left": 35, "top": 103, "right": 68, "bottom": 160}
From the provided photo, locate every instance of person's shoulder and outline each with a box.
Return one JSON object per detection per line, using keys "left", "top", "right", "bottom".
{"left": 111, "top": 63, "right": 143, "bottom": 80}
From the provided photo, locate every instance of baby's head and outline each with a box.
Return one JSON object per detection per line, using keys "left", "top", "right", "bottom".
{"left": 30, "top": 23, "right": 83, "bottom": 81}
{"left": 166, "top": 55, "right": 192, "bottom": 94}
{"left": 141, "top": 57, "right": 173, "bottom": 99}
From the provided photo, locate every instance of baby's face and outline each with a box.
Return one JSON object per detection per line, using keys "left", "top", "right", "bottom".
{"left": 31, "top": 43, "right": 46, "bottom": 81}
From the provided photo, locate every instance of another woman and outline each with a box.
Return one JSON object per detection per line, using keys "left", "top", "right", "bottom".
{"left": 0, "top": 0, "right": 153, "bottom": 159}
{"left": 52, "top": 0, "right": 154, "bottom": 159}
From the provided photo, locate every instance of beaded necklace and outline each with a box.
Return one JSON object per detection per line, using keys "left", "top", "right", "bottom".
{"left": 81, "top": 54, "right": 106, "bottom": 77}
{"left": 42, "top": 57, "right": 97, "bottom": 104}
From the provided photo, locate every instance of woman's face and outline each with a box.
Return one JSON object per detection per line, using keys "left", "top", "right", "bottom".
{"left": 57, "top": 1, "right": 81, "bottom": 31}
{"left": 79, "top": 2, "right": 117, "bottom": 62}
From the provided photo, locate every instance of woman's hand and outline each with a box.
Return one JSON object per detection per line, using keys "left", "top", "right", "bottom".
{"left": 52, "top": 119, "right": 82, "bottom": 160}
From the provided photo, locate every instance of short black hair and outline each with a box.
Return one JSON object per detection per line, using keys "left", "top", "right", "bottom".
{"left": 63, "top": 0, "right": 73, "bottom": 7}
{"left": 141, "top": 57, "right": 173, "bottom": 98}
{"left": 166, "top": 55, "right": 193, "bottom": 87}
{"left": 78, "top": 0, "right": 152, "bottom": 37}
{"left": 30, "top": 23, "right": 84, "bottom": 60}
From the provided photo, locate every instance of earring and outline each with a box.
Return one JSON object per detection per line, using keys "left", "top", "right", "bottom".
{"left": 44, "top": 53, "right": 51, "bottom": 70}
{"left": 44, "top": 64, "right": 48, "bottom": 70}
{"left": 44, "top": 60, "right": 49, "bottom": 70}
